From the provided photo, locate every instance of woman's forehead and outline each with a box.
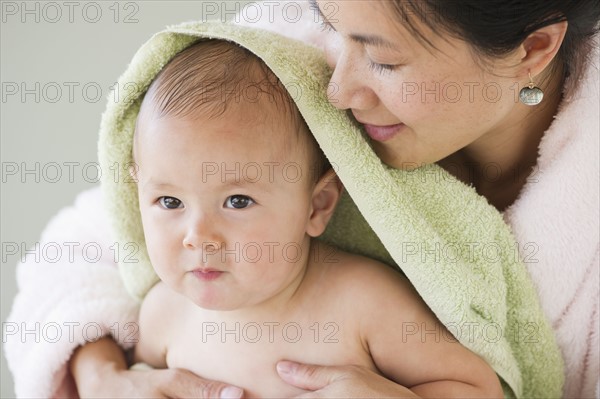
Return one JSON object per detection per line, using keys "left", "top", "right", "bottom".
{"left": 317, "top": 0, "right": 456, "bottom": 55}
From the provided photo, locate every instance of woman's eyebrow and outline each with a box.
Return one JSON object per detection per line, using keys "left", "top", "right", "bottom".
{"left": 308, "top": 0, "right": 321, "bottom": 17}
{"left": 308, "top": 0, "right": 399, "bottom": 51}
{"left": 309, "top": 0, "right": 335, "bottom": 29}
{"left": 349, "top": 34, "right": 398, "bottom": 50}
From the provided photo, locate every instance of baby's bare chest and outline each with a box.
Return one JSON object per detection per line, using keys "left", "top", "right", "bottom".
{"left": 166, "top": 315, "right": 376, "bottom": 398}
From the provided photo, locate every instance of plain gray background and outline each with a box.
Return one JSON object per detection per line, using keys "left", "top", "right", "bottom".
{"left": 0, "top": 1, "right": 271, "bottom": 396}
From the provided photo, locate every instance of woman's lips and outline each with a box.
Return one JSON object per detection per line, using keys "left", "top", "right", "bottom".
{"left": 363, "top": 123, "right": 405, "bottom": 142}
{"left": 192, "top": 269, "right": 223, "bottom": 281}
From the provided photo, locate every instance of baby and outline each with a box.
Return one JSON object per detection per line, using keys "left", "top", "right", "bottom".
{"left": 131, "top": 39, "right": 502, "bottom": 398}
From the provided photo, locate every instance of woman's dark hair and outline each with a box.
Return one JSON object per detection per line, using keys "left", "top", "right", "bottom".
{"left": 389, "top": 1, "right": 600, "bottom": 95}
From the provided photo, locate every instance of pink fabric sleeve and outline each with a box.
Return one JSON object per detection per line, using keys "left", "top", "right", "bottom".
{"left": 4, "top": 187, "right": 140, "bottom": 398}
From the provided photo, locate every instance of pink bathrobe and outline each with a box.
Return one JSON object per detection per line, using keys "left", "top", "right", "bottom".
{"left": 503, "top": 45, "right": 599, "bottom": 397}
{"left": 4, "top": 5, "right": 599, "bottom": 398}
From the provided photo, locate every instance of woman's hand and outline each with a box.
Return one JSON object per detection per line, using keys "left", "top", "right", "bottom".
{"left": 71, "top": 337, "right": 244, "bottom": 399}
{"left": 276, "top": 360, "right": 419, "bottom": 398}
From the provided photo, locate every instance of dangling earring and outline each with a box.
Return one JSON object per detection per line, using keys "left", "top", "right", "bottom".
{"left": 519, "top": 72, "right": 544, "bottom": 106}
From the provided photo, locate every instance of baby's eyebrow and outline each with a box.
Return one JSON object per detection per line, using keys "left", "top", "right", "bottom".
{"left": 142, "top": 180, "right": 177, "bottom": 191}
{"left": 221, "top": 177, "right": 273, "bottom": 192}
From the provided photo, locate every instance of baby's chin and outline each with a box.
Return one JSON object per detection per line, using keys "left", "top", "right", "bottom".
{"left": 185, "top": 293, "right": 248, "bottom": 312}
{"left": 191, "top": 299, "right": 238, "bottom": 311}
{"left": 186, "top": 292, "right": 277, "bottom": 313}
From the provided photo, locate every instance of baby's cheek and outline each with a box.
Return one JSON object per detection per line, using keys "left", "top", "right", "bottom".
{"left": 144, "top": 235, "right": 173, "bottom": 273}
{"left": 152, "top": 261, "right": 181, "bottom": 293}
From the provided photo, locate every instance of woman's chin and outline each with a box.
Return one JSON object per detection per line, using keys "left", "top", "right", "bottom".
{"left": 371, "top": 143, "right": 423, "bottom": 171}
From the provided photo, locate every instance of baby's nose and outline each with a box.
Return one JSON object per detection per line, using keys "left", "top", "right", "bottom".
{"left": 182, "top": 215, "right": 224, "bottom": 250}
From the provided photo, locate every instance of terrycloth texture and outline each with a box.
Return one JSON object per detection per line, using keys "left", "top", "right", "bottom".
{"left": 3, "top": 22, "right": 595, "bottom": 399}
{"left": 96, "top": 21, "right": 563, "bottom": 398}
{"left": 238, "top": 4, "right": 600, "bottom": 397}
{"left": 503, "top": 37, "right": 600, "bottom": 398}
{"left": 4, "top": 187, "right": 140, "bottom": 398}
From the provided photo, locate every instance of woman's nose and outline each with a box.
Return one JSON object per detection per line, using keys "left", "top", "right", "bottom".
{"left": 327, "top": 60, "right": 380, "bottom": 112}
{"left": 326, "top": 41, "right": 379, "bottom": 112}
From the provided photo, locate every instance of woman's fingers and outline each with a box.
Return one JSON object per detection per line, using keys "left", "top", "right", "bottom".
{"left": 276, "top": 360, "right": 345, "bottom": 391}
{"left": 157, "top": 368, "right": 244, "bottom": 399}
{"left": 277, "top": 361, "right": 420, "bottom": 399}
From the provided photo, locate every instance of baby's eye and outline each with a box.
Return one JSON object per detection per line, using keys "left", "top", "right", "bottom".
{"left": 224, "top": 195, "right": 255, "bottom": 209}
{"left": 158, "top": 196, "right": 183, "bottom": 209}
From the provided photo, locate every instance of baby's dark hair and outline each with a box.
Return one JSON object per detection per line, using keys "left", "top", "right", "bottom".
{"left": 135, "top": 39, "right": 330, "bottom": 181}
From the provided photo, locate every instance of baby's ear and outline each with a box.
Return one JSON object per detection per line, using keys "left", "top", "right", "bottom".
{"left": 306, "top": 169, "right": 344, "bottom": 237}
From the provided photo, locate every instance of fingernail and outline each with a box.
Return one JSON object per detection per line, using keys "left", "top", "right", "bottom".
{"left": 276, "top": 360, "right": 295, "bottom": 375}
{"left": 220, "top": 386, "right": 243, "bottom": 399}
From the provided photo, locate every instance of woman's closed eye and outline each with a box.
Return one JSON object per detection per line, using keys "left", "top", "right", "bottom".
{"left": 224, "top": 195, "right": 255, "bottom": 209}
{"left": 158, "top": 196, "right": 183, "bottom": 209}
{"left": 368, "top": 60, "right": 401, "bottom": 74}
{"left": 366, "top": 50, "right": 405, "bottom": 75}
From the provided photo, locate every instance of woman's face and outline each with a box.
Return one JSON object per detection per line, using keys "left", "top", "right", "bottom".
{"left": 314, "top": 1, "right": 525, "bottom": 169}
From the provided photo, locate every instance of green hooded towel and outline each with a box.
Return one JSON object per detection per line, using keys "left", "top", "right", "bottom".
{"left": 98, "top": 20, "right": 563, "bottom": 398}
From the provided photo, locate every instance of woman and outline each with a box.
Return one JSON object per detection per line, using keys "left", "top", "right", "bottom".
{"left": 5, "top": 0, "right": 599, "bottom": 397}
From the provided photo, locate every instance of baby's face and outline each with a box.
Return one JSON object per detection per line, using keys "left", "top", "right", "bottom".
{"left": 135, "top": 104, "right": 319, "bottom": 311}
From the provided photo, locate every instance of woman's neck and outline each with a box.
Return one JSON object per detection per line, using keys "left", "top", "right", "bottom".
{"left": 439, "top": 76, "right": 563, "bottom": 212}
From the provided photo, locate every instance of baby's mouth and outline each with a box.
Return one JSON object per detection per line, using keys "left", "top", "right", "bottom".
{"left": 191, "top": 267, "right": 224, "bottom": 281}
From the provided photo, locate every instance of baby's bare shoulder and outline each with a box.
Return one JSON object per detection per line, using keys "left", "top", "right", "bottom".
{"left": 142, "top": 280, "right": 175, "bottom": 307}
{"left": 313, "top": 242, "right": 418, "bottom": 305}
{"left": 135, "top": 281, "right": 185, "bottom": 366}
{"left": 139, "top": 281, "right": 187, "bottom": 326}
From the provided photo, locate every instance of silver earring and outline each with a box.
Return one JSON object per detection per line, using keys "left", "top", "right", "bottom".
{"left": 519, "top": 72, "right": 544, "bottom": 106}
